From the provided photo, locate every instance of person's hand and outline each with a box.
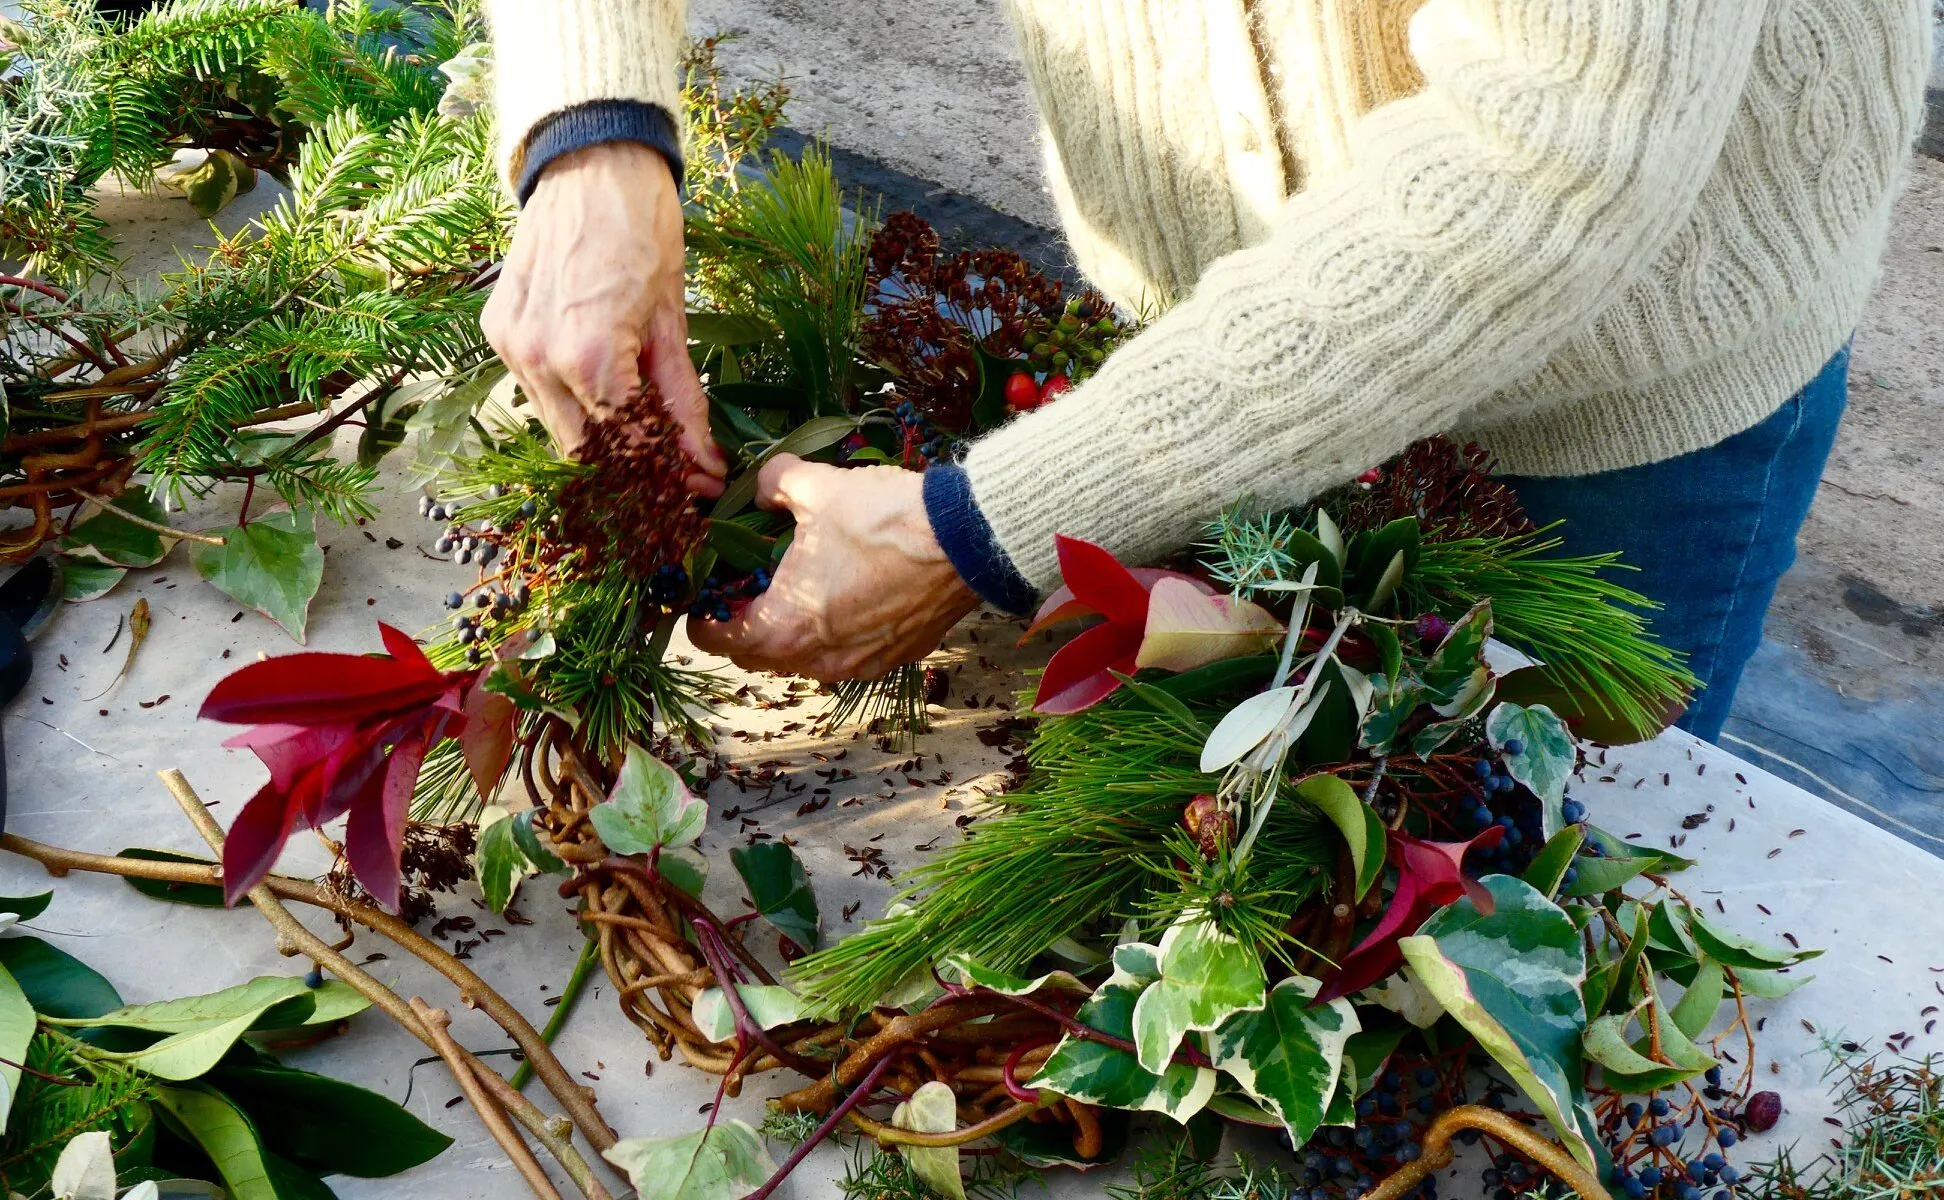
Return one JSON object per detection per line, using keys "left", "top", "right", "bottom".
{"left": 687, "top": 456, "right": 979, "bottom": 682}
{"left": 481, "top": 142, "right": 725, "bottom": 494}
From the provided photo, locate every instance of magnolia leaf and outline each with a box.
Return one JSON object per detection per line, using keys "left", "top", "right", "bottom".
{"left": 1296, "top": 775, "right": 1384, "bottom": 901}
{"left": 1134, "top": 578, "right": 1282, "bottom": 673}
{"left": 0, "top": 963, "right": 32, "bottom": 1132}
{"left": 1364, "top": 549, "right": 1409, "bottom": 613}
{"left": 893, "top": 1081, "right": 966, "bottom": 1200}
{"left": 153, "top": 1087, "right": 278, "bottom": 1200}
{"left": 75, "top": 976, "right": 315, "bottom": 1035}
{"left": 59, "top": 491, "right": 174, "bottom": 568}
{"left": 1731, "top": 967, "right": 1813, "bottom": 999}
{"left": 247, "top": 981, "right": 370, "bottom": 1035}
{"left": 51, "top": 1130, "right": 118, "bottom": 1199}
{"left": 1671, "top": 956, "right": 1725, "bottom": 1039}
{"left": 1207, "top": 976, "right": 1358, "bottom": 1145}
{"left": 61, "top": 560, "right": 128, "bottom": 603}
{"left": 190, "top": 509, "right": 324, "bottom": 642}
{"left": 602, "top": 1121, "right": 776, "bottom": 1200}
{"left": 0, "top": 937, "right": 121, "bottom": 1020}
{"left": 101, "top": 991, "right": 308, "bottom": 1081}
{"left": 730, "top": 842, "right": 820, "bottom": 951}
{"left": 943, "top": 956, "right": 1088, "bottom": 998}
{"left": 1523, "top": 826, "right": 1586, "bottom": 899}
{"left": 1488, "top": 703, "right": 1577, "bottom": 835}
{"left": 474, "top": 807, "right": 534, "bottom": 914}
{"left": 1398, "top": 875, "right": 1594, "bottom": 1171}
{"left": 1131, "top": 916, "right": 1267, "bottom": 1075}
{"left": 691, "top": 985, "right": 809, "bottom": 1044}
{"left": 1683, "top": 906, "right": 1818, "bottom": 970}
{"left": 0, "top": 892, "right": 50, "bottom": 921}
{"left": 1597, "top": 995, "right": 1718, "bottom": 1092}
{"left": 1200, "top": 686, "right": 1298, "bottom": 773}
{"left": 589, "top": 745, "right": 706, "bottom": 856}
{"left": 1314, "top": 510, "right": 1346, "bottom": 570}
{"left": 1036, "top": 973, "right": 1217, "bottom": 1122}
{"left": 206, "top": 1061, "right": 451, "bottom": 1178}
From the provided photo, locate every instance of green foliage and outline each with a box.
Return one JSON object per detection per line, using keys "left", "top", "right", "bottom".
{"left": 0, "top": 1033, "right": 154, "bottom": 1196}
{"left": 821, "top": 663, "right": 931, "bottom": 742}
{"left": 1104, "top": 1137, "right": 1303, "bottom": 1200}
{"left": 1743, "top": 1047, "right": 1944, "bottom": 1200}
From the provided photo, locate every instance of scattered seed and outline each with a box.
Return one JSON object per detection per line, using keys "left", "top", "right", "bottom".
{"left": 1767, "top": 848, "right": 1782, "bottom": 859}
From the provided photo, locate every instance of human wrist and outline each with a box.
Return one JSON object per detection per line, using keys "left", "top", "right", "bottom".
{"left": 513, "top": 100, "right": 683, "bottom": 206}
{"left": 921, "top": 464, "right": 1038, "bottom": 616}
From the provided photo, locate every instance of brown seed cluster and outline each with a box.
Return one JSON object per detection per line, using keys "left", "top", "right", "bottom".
{"left": 862, "top": 211, "right": 1112, "bottom": 430}
{"left": 1350, "top": 435, "right": 1536, "bottom": 541}
{"left": 555, "top": 384, "right": 706, "bottom": 581}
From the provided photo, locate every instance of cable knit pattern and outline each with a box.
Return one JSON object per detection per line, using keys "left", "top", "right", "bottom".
{"left": 483, "top": 0, "right": 687, "bottom": 194}
{"left": 961, "top": 0, "right": 1930, "bottom": 591}
{"left": 488, "top": 0, "right": 1930, "bottom": 596}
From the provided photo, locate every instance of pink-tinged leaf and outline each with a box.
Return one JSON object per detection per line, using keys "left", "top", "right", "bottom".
{"left": 344, "top": 717, "right": 436, "bottom": 912}
{"left": 200, "top": 653, "right": 457, "bottom": 725}
{"left": 1134, "top": 578, "right": 1283, "bottom": 673}
{"left": 378, "top": 623, "right": 439, "bottom": 676}
{"left": 1315, "top": 826, "right": 1506, "bottom": 1004}
{"left": 228, "top": 723, "right": 356, "bottom": 793}
{"left": 220, "top": 781, "right": 307, "bottom": 906}
{"left": 1054, "top": 536, "right": 1150, "bottom": 628}
{"left": 1033, "top": 621, "right": 1143, "bottom": 714}
{"left": 1021, "top": 569, "right": 1217, "bottom": 642}
{"left": 461, "top": 680, "right": 517, "bottom": 802}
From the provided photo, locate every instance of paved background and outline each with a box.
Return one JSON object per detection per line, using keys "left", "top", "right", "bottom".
{"left": 694, "top": 0, "right": 1944, "bottom": 851}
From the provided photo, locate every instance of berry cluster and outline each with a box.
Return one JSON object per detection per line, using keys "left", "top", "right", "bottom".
{"left": 421, "top": 486, "right": 537, "bottom": 664}
{"left": 1603, "top": 1072, "right": 1764, "bottom": 1200}
{"left": 554, "top": 384, "right": 706, "bottom": 581}
{"left": 893, "top": 397, "right": 952, "bottom": 466}
{"left": 1449, "top": 743, "right": 1585, "bottom": 880}
{"left": 686, "top": 567, "right": 772, "bottom": 623}
{"left": 1024, "top": 295, "right": 1120, "bottom": 380}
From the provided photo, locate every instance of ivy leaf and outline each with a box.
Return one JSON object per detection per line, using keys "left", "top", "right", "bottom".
{"left": 690, "top": 985, "right": 809, "bottom": 1044}
{"left": 154, "top": 1085, "right": 280, "bottom": 1200}
{"left": 1421, "top": 600, "right": 1493, "bottom": 717}
{"left": 58, "top": 490, "right": 173, "bottom": 567}
{"left": 1563, "top": 827, "right": 1694, "bottom": 898}
{"left": 661, "top": 847, "right": 709, "bottom": 899}
{"left": 509, "top": 810, "right": 564, "bottom": 873}
{"left": 589, "top": 745, "right": 706, "bottom": 856}
{"left": 62, "top": 560, "right": 127, "bottom": 603}
{"left": 602, "top": 1120, "right": 776, "bottom": 1200}
{"left": 1398, "top": 875, "right": 1594, "bottom": 1171}
{"left": 730, "top": 842, "right": 820, "bottom": 951}
{"left": 190, "top": 509, "right": 324, "bottom": 643}
{"left": 893, "top": 1081, "right": 967, "bottom": 1200}
{"left": 942, "top": 955, "right": 1088, "bottom": 998}
{"left": 1207, "top": 976, "right": 1359, "bottom": 1146}
{"left": 1296, "top": 775, "right": 1384, "bottom": 901}
{"left": 0, "top": 962, "right": 33, "bottom": 1130}
{"left": 1036, "top": 969, "right": 1218, "bottom": 1122}
{"left": 1523, "top": 826, "right": 1586, "bottom": 900}
{"left": 1487, "top": 703, "right": 1577, "bottom": 835}
{"left": 1131, "top": 916, "right": 1267, "bottom": 1075}
{"left": 475, "top": 806, "right": 535, "bottom": 914}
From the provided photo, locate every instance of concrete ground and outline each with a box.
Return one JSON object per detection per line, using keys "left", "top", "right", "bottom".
{"left": 694, "top": 1, "right": 1944, "bottom": 849}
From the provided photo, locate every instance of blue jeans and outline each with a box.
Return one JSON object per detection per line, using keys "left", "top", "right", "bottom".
{"left": 1504, "top": 346, "right": 1850, "bottom": 742}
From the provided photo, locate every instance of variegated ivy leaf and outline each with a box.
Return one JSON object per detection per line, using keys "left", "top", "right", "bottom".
{"left": 1207, "top": 976, "right": 1358, "bottom": 1145}
{"left": 1487, "top": 702, "right": 1577, "bottom": 836}
{"left": 603, "top": 1121, "right": 775, "bottom": 1200}
{"left": 1131, "top": 916, "right": 1267, "bottom": 1075}
{"left": 690, "top": 985, "right": 809, "bottom": 1045}
{"left": 1398, "top": 875, "right": 1594, "bottom": 1171}
{"left": 943, "top": 956, "right": 1088, "bottom": 997}
{"left": 589, "top": 746, "right": 707, "bottom": 857}
{"left": 474, "top": 806, "right": 535, "bottom": 914}
{"left": 1035, "top": 971, "right": 1217, "bottom": 1122}
{"left": 893, "top": 1081, "right": 966, "bottom": 1200}
{"left": 1421, "top": 600, "right": 1494, "bottom": 717}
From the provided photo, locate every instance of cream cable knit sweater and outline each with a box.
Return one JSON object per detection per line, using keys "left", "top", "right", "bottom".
{"left": 487, "top": 0, "right": 1931, "bottom": 594}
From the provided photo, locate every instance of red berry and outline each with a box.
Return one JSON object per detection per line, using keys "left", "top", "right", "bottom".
{"left": 1039, "top": 374, "right": 1073, "bottom": 405}
{"left": 1743, "top": 1091, "right": 1783, "bottom": 1132}
{"left": 1004, "top": 372, "right": 1040, "bottom": 412}
{"left": 1356, "top": 467, "right": 1383, "bottom": 485}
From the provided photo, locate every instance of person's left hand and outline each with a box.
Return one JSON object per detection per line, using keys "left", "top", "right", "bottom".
{"left": 687, "top": 455, "right": 980, "bottom": 682}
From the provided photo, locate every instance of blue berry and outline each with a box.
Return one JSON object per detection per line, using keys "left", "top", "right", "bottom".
{"left": 303, "top": 966, "right": 324, "bottom": 988}
{"left": 1702, "top": 1154, "right": 1725, "bottom": 1172}
{"left": 1503, "top": 738, "right": 1525, "bottom": 756}
{"left": 1562, "top": 867, "right": 1579, "bottom": 887}
{"left": 1651, "top": 1125, "right": 1679, "bottom": 1147}
{"left": 1718, "top": 1166, "right": 1740, "bottom": 1185}
{"left": 1716, "top": 1128, "right": 1738, "bottom": 1148}
{"left": 1398, "top": 1142, "right": 1421, "bottom": 1163}
{"left": 1416, "top": 1094, "right": 1436, "bottom": 1114}
{"left": 1639, "top": 1167, "right": 1664, "bottom": 1187}
{"left": 1562, "top": 798, "right": 1587, "bottom": 823}
{"left": 1483, "top": 1170, "right": 1503, "bottom": 1189}
{"left": 1679, "top": 1188, "right": 1702, "bottom": 1200}
{"left": 1706, "top": 1066, "right": 1724, "bottom": 1087}
{"left": 520, "top": 498, "right": 538, "bottom": 518}
{"left": 1416, "top": 1066, "right": 1439, "bottom": 1086}
{"left": 1475, "top": 758, "right": 1494, "bottom": 780}
{"left": 1650, "top": 1097, "right": 1671, "bottom": 1117}
{"left": 444, "top": 591, "right": 463, "bottom": 609}
{"left": 1355, "top": 1096, "right": 1375, "bottom": 1118}
{"left": 1623, "top": 1180, "right": 1647, "bottom": 1200}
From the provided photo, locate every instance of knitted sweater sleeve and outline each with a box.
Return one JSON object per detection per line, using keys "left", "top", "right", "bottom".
{"left": 482, "top": 0, "right": 687, "bottom": 194}
{"left": 960, "top": 0, "right": 1772, "bottom": 593}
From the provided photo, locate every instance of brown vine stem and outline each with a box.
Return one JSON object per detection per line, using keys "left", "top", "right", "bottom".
{"left": 410, "top": 997, "right": 564, "bottom": 1200}
{"left": 152, "top": 770, "right": 616, "bottom": 1153}
{"left": 73, "top": 492, "right": 228, "bottom": 545}
{"left": 744, "top": 1055, "right": 896, "bottom": 1200}
{"left": 1, "top": 827, "right": 613, "bottom": 1200}
{"left": 846, "top": 1097, "right": 1056, "bottom": 1148}
{"left": 1355, "top": 1105, "right": 1611, "bottom": 1200}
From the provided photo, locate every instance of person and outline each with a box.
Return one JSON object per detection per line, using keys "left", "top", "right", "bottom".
{"left": 479, "top": 0, "right": 1932, "bottom": 742}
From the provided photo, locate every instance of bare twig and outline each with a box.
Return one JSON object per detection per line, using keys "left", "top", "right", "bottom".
{"left": 411, "top": 997, "right": 564, "bottom": 1200}
{"left": 1356, "top": 1105, "right": 1611, "bottom": 1200}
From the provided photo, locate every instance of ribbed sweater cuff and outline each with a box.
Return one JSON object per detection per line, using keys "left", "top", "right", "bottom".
{"left": 922, "top": 465, "right": 1039, "bottom": 616}
{"left": 513, "top": 100, "right": 685, "bottom": 206}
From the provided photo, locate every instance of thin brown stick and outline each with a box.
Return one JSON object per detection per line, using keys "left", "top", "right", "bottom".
{"left": 1356, "top": 1106, "right": 1611, "bottom": 1200}
{"left": 73, "top": 492, "right": 227, "bottom": 545}
{"left": 846, "top": 1097, "right": 1056, "bottom": 1147}
{"left": 411, "top": 998, "right": 563, "bottom": 1200}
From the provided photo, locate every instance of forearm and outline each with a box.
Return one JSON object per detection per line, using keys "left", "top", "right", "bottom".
{"left": 483, "top": 0, "right": 688, "bottom": 199}
{"left": 960, "top": 0, "right": 1769, "bottom": 594}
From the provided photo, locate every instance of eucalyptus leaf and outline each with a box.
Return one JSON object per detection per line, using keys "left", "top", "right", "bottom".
{"left": 712, "top": 415, "right": 858, "bottom": 520}
{"left": 190, "top": 509, "right": 324, "bottom": 642}
{"left": 1199, "top": 686, "right": 1297, "bottom": 773}
{"left": 75, "top": 976, "right": 315, "bottom": 1035}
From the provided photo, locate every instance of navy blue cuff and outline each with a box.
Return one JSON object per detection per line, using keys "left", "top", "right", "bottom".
{"left": 923, "top": 464, "right": 1039, "bottom": 616}
{"left": 514, "top": 100, "right": 685, "bottom": 206}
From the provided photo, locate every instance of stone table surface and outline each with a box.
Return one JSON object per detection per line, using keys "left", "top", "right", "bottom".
{"left": 1, "top": 445, "right": 1941, "bottom": 1199}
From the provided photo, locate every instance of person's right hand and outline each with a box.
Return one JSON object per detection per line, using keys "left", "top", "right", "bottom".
{"left": 481, "top": 142, "right": 726, "bottom": 495}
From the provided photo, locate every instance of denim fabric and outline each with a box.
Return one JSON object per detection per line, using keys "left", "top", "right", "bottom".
{"left": 1505, "top": 346, "right": 1851, "bottom": 742}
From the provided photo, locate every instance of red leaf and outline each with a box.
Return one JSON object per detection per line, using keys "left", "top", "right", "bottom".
{"left": 460, "top": 679, "right": 517, "bottom": 802}
{"left": 220, "top": 779, "right": 308, "bottom": 906}
{"left": 378, "top": 623, "right": 438, "bottom": 676}
{"left": 1054, "top": 536, "right": 1150, "bottom": 629}
{"left": 200, "top": 653, "right": 457, "bottom": 726}
{"left": 1021, "top": 568, "right": 1217, "bottom": 642}
{"left": 1315, "top": 825, "right": 1506, "bottom": 1004}
{"left": 1033, "top": 620, "right": 1142, "bottom": 714}
{"left": 343, "top": 716, "right": 437, "bottom": 912}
